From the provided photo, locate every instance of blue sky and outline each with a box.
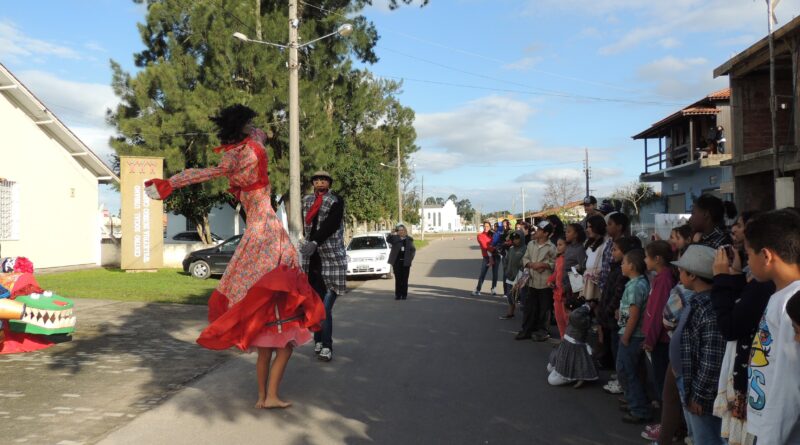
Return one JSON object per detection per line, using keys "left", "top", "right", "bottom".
{"left": 2, "top": 0, "right": 798, "bottom": 215}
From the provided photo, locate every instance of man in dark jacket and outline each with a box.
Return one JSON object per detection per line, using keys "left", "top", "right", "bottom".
{"left": 387, "top": 224, "right": 416, "bottom": 300}
{"left": 301, "top": 171, "right": 346, "bottom": 362}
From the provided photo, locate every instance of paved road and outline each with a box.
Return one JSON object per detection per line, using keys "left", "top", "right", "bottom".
{"left": 97, "top": 238, "right": 645, "bottom": 445}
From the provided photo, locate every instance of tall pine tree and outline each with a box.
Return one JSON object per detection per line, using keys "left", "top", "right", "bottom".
{"left": 109, "top": 0, "right": 420, "bottom": 240}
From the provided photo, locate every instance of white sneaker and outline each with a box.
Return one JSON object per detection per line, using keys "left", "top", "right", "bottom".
{"left": 314, "top": 342, "right": 323, "bottom": 355}
{"left": 490, "top": 288, "right": 497, "bottom": 296}
{"left": 471, "top": 291, "right": 481, "bottom": 296}
{"left": 603, "top": 380, "right": 623, "bottom": 394}
{"left": 318, "top": 347, "right": 332, "bottom": 362}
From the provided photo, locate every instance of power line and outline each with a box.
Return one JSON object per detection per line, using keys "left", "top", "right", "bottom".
{"left": 297, "top": 0, "right": 673, "bottom": 98}
{"left": 373, "top": 73, "right": 680, "bottom": 106}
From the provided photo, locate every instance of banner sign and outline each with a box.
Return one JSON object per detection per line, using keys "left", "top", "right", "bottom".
{"left": 121, "top": 156, "right": 164, "bottom": 270}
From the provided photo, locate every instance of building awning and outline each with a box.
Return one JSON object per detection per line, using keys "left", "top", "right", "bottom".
{"left": 0, "top": 63, "right": 119, "bottom": 184}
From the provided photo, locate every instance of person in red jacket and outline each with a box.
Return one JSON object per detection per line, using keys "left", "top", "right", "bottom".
{"left": 473, "top": 222, "right": 500, "bottom": 296}
{"left": 548, "top": 237, "right": 568, "bottom": 338}
{"left": 642, "top": 240, "right": 676, "bottom": 406}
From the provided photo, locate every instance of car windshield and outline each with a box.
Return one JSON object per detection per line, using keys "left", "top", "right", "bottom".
{"left": 219, "top": 236, "right": 241, "bottom": 252}
{"left": 348, "top": 236, "right": 386, "bottom": 250}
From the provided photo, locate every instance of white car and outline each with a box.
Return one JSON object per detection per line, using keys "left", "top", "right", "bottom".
{"left": 346, "top": 233, "right": 392, "bottom": 278}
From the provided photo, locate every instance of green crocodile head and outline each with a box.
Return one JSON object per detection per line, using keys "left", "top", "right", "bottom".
{"left": 9, "top": 292, "right": 75, "bottom": 335}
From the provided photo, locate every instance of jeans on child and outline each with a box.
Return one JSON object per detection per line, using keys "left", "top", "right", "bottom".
{"left": 684, "top": 411, "right": 725, "bottom": 445}
{"left": 616, "top": 336, "right": 650, "bottom": 419}
{"left": 675, "top": 373, "right": 695, "bottom": 439}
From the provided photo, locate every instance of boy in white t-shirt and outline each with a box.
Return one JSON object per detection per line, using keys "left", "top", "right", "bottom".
{"left": 743, "top": 209, "right": 800, "bottom": 444}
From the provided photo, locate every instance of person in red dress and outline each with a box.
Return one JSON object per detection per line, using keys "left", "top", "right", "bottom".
{"left": 144, "top": 104, "right": 325, "bottom": 409}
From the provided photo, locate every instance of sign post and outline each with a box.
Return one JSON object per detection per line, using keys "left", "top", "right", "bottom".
{"left": 120, "top": 156, "right": 164, "bottom": 271}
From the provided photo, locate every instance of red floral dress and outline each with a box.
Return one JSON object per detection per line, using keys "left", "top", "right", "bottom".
{"left": 164, "top": 136, "right": 324, "bottom": 351}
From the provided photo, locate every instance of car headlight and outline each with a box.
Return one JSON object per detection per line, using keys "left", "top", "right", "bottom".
{"left": 346, "top": 255, "right": 351, "bottom": 263}
{"left": 377, "top": 253, "right": 386, "bottom": 261}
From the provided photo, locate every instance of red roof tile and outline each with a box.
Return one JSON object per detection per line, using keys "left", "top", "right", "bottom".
{"left": 682, "top": 106, "right": 720, "bottom": 116}
{"left": 707, "top": 88, "right": 731, "bottom": 101}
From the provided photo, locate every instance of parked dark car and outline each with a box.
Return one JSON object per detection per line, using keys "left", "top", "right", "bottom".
{"left": 182, "top": 235, "right": 242, "bottom": 279}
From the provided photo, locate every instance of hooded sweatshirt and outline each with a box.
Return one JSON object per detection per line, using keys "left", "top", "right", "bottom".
{"left": 503, "top": 231, "right": 527, "bottom": 281}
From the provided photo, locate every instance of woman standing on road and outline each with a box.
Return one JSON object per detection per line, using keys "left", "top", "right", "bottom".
{"left": 143, "top": 104, "right": 325, "bottom": 410}
{"left": 388, "top": 225, "right": 416, "bottom": 300}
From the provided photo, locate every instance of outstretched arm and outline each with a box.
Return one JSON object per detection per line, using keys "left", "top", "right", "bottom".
{"left": 146, "top": 151, "right": 236, "bottom": 200}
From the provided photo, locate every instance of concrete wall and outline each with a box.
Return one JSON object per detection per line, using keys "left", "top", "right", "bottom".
{"left": 737, "top": 70, "right": 794, "bottom": 155}
{"left": 0, "top": 94, "right": 101, "bottom": 268}
{"left": 98, "top": 241, "right": 208, "bottom": 268}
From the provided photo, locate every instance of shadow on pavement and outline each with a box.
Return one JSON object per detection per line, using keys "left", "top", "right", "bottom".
{"left": 426, "top": 258, "right": 483, "bottom": 280}
{"left": 155, "top": 284, "right": 642, "bottom": 445}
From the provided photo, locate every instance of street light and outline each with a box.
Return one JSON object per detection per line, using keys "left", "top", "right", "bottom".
{"left": 233, "top": 18, "right": 353, "bottom": 243}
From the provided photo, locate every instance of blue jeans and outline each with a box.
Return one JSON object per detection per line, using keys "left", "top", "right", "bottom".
{"left": 616, "top": 336, "right": 651, "bottom": 418}
{"left": 313, "top": 290, "right": 337, "bottom": 349}
{"left": 685, "top": 412, "right": 724, "bottom": 444}
{"left": 476, "top": 256, "right": 499, "bottom": 292}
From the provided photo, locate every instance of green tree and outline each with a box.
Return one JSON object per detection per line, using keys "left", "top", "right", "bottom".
{"left": 456, "top": 198, "right": 475, "bottom": 222}
{"left": 110, "top": 0, "right": 419, "bottom": 241}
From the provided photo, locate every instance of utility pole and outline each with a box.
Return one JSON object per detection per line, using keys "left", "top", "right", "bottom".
{"left": 420, "top": 175, "right": 424, "bottom": 240}
{"left": 768, "top": 0, "right": 781, "bottom": 207}
{"left": 287, "top": 0, "right": 301, "bottom": 242}
{"left": 521, "top": 187, "right": 526, "bottom": 223}
{"left": 583, "top": 148, "right": 591, "bottom": 197}
{"left": 396, "top": 136, "right": 403, "bottom": 223}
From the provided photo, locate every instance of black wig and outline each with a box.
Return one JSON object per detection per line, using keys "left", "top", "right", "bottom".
{"left": 210, "top": 104, "right": 257, "bottom": 144}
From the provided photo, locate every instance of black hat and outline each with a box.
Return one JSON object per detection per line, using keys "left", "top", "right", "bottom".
{"left": 583, "top": 195, "right": 597, "bottom": 205}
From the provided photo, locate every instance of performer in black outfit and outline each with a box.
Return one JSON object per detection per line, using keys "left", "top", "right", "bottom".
{"left": 387, "top": 224, "right": 416, "bottom": 300}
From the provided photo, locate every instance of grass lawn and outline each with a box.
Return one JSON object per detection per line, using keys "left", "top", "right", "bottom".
{"left": 37, "top": 268, "right": 218, "bottom": 305}
{"left": 37, "top": 241, "right": 432, "bottom": 305}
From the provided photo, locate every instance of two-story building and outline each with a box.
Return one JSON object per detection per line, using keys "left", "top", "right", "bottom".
{"left": 633, "top": 88, "right": 734, "bottom": 214}
{"left": 713, "top": 15, "right": 800, "bottom": 210}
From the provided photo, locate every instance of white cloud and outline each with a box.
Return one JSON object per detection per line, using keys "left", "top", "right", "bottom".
{"left": 0, "top": 20, "right": 83, "bottom": 62}
{"left": 13, "top": 70, "right": 118, "bottom": 169}
{"left": 515, "top": 168, "right": 583, "bottom": 183}
{"left": 658, "top": 37, "right": 681, "bottom": 49}
{"left": 503, "top": 56, "right": 543, "bottom": 71}
{"left": 636, "top": 56, "right": 727, "bottom": 100}
{"left": 530, "top": 0, "right": 800, "bottom": 55}
{"left": 15, "top": 70, "right": 118, "bottom": 128}
{"left": 414, "top": 95, "right": 584, "bottom": 171}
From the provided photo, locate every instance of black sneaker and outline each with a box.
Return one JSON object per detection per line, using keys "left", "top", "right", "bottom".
{"left": 532, "top": 333, "right": 550, "bottom": 342}
{"left": 514, "top": 332, "right": 532, "bottom": 340}
{"left": 621, "top": 413, "right": 652, "bottom": 424}
{"left": 499, "top": 314, "right": 514, "bottom": 320}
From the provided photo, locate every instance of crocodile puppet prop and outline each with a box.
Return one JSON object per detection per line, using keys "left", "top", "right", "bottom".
{"left": 8, "top": 292, "right": 76, "bottom": 335}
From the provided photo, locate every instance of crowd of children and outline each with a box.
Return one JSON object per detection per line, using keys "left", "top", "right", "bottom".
{"left": 475, "top": 194, "right": 800, "bottom": 445}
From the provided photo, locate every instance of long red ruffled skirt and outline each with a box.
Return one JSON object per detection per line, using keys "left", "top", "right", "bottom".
{"left": 196, "top": 265, "right": 325, "bottom": 351}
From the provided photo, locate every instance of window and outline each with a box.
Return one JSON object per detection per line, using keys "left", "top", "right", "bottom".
{"left": 667, "top": 193, "right": 685, "bottom": 214}
{"left": 219, "top": 236, "right": 241, "bottom": 252}
{"left": 348, "top": 236, "right": 388, "bottom": 250}
{"left": 0, "top": 179, "right": 20, "bottom": 240}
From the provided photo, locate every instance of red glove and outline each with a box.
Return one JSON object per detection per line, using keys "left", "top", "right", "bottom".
{"left": 144, "top": 178, "right": 173, "bottom": 200}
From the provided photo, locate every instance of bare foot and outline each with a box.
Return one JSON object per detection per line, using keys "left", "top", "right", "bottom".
{"left": 262, "top": 397, "right": 292, "bottom": 409}
{"left": 255, "top": 399, "right": 266, "bottom": 409}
